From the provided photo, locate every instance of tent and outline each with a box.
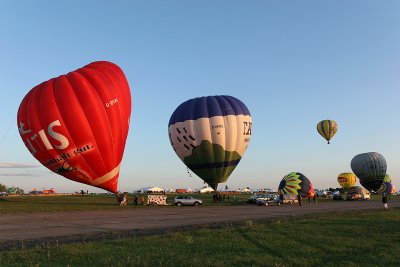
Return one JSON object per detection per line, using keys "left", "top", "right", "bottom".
{"left": 198, "top": 187, "right": 215, "bottom": 194}
{"left": 134, "top": 186, "right": 164, "bottom": 193}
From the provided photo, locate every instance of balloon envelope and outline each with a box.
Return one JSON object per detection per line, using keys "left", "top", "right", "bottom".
{"left": 317, "top": 120, "right": 338, "bottom": 144}
{"left": 377, "top": 182, "right": 393, "bottom": 194}
{"left": 337, "top": 173, "right": 357, "bottom": 188}
{"left": 168, "top": 95, "right": 252, "bottom": 190}
{"left": 350, "top": 152, "right": 387, "bottom": 192}
{"left": 278, "top": 172, "right": 314, "bottom": 198}
{"left": 17, "top": 61, "right": 131, "bottom": 193}
{"left": 383, "top": 174, "right": 392, "bottom": 183}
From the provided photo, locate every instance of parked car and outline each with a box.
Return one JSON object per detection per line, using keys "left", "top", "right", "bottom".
{"left": 255, "top": 194, "right": 281, "bottom": 206}
{"left": 174, "top": 196, "right": 202, "bottom": 206}
{"left": 248, "top": 194, "right": 262, "bottom": 204}
{"left": 315, "top": 190, "right": 328, "bottom": 197}
{"left": 332, "top": 191, "right": 344, "bottom": 200}
{"left": 346, "top": 193, "right": 362, "bottom": 200}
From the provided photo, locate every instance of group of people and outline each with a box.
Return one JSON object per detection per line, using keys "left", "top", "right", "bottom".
{"left": 131, "top": 195, "right": 146, "bottom": 206}
{"left": 116, "top": 192, "right": 127, "bottom": 206}
{"left": 306, "top": 195, "right": 318, "bottom": 205}
{"left": 277, "top": 194, "right": 317, "bottom": 206}
{"left": 212, "top": 193, "right": 237, "bottom": 203}
{"left": 116, "top": 193, "right": 146, "bottom": 206}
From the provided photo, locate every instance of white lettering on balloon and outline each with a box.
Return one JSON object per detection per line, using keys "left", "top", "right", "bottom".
{"left": 47, "top": 120, "right": 69, "bottom": 149}
{"left": 18, "top": 120, "right": 69, "bottom": 155}
{"left": 106, "top": 98, "right": 118, "bottom": 108}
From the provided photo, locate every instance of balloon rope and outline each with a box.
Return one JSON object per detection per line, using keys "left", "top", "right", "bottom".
{"left": 0, "top": 118, "right": 16, "bottom": 148}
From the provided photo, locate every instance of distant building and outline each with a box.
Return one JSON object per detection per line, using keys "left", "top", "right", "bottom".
{"left": 134, "top": 186, "right": 164, "bottom": 194}
{"left": 198, "top": 187, "right": 215, "bottom": 194}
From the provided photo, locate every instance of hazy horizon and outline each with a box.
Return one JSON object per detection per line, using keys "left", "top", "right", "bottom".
{"left": 1, "top": 1, "right": 399, "bottom": 193}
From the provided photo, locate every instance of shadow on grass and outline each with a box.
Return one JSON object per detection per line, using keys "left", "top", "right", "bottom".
{"left": 236, "top": 226, "right": 286, "bottom": 259}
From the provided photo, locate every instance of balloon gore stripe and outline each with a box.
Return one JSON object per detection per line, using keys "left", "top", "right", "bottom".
{"left": 187, "top": 159, "right": 241, "bottom": 170}
{"left": 169, "top": 95, "right": 251, "bottom": 126}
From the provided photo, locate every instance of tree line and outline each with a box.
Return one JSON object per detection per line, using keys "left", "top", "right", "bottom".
{"left": 0, "top": 183, "right": 24, "bottom": 194}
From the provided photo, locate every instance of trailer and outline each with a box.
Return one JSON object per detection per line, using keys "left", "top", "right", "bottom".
{"left": 282, "top": 194, "right": 299, "bottom": 204}
{"left": 147, "top": 195, "right": 168, "bottom": 205}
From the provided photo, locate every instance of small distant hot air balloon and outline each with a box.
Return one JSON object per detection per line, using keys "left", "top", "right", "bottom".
{"left": 337, "top": 173, "right": 357, "bottom": 188}
{"left": 278, "top": 172, "right": 314, "bottom": 198}
{"left": 17, "top": 61, "right": 131, "bottom": 193}
{"left": 168, "top": 95, "right": 252, "bottom": 190}
{"left": 391, "top": 185, "right": 397, "bottom": 195}
{"left": 317, "top": 120, "right": 338, "bottom": 144}
{"left": 377, "top": 182, "right": 393, "bottom": 195}
{"left": 350, "top": 152, "right": 387, "bottom": 192}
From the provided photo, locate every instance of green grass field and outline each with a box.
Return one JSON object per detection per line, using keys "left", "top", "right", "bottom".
{"left": 0, "top": 208, "right": 399, "bottom": 266}
{"left": 0, "top": 193, "right": 397, "bottom": 214}
{"left": 0, "top": 193, "right": 253, "bottom": 214}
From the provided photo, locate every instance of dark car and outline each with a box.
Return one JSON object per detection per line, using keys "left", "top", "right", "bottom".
{"left": 248, "top": 194, "right": 262, "bottom": 204}
{"left": 255, "top": 194, "right": 281, "bottom": 206}
{"left": 332, "top": 191, "right": 344, "bottom": 200}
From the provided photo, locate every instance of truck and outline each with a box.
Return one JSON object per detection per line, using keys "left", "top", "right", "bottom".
{"left": 346, "top": 186, "right": 370, "bottom": 200}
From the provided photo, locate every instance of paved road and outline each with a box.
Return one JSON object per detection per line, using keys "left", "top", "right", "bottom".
{"left": 0, "top": 200, "right": 398, "bottom": 247}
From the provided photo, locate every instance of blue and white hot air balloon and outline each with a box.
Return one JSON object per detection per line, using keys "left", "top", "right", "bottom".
{"left": 168, "top": 95, "right": 252, "bottom": 190}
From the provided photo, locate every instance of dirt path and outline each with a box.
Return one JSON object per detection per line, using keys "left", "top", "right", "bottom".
{"left": 0, "top": 200, "right": 398, "bottom": 249}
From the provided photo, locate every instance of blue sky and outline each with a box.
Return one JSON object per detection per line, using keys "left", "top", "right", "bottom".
{"left": 0, "top": 1, "right": 399, "bottom": 193}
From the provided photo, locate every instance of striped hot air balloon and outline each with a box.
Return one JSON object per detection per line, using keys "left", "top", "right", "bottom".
{"left": 377, "top": 182, "right": 393, "bottom": 194}
{"left": 278, "top": 172, "right": 314, "bottom": 198}
{"left": 17, "top": 61, "right": 131, "bottom": 193}
{"left": 168, "top": 95, "right": 252, "bottom": 190}
{"left": 317, "top": 120, "right": 338, "bottom": 144}
{"left": 351, "top": 152, "right": 387, "bottom": 192}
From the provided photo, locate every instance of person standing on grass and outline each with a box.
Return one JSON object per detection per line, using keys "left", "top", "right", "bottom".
{"left": 116, "top": 192, "right": 123, "bottom": 205}
{"left": 382, "top": 193, "right": 388, "bottom": 210}
{"left": 313, "top": 194, "right": 317, "bottom": 204}
{"left": 279, "top": 193, "right": 284, "bottom": 205}
{"left": 120, "top": 193, "right": 127, "bottom": 206}
{"left": 297, "top": 194, "right": 302, "bottom": 206}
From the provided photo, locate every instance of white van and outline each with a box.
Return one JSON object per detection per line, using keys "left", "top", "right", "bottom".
{"left": 360, "top": 188, "right": 370, "bottom": 200}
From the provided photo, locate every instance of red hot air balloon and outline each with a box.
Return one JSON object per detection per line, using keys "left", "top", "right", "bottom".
{"left": 17, "top": 61, "right": 131, "bottom": 193}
